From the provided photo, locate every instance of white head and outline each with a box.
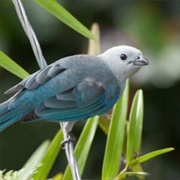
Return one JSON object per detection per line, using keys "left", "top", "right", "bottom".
{"left": 98, "top": 45, "right": 149, "bottom": 84}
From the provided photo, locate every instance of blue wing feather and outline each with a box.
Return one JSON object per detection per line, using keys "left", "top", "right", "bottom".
{"left": 20, "top": 81, "right": 120, "bottom": 122}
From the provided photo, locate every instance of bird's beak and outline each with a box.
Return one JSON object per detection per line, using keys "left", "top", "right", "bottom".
{"left": 133, "top": 57, "right": 149, "bottom": 66}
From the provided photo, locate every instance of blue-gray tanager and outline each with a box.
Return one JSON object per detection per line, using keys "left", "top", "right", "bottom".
{"left": 0, "top": 45, "right": 148, "bottom": 131}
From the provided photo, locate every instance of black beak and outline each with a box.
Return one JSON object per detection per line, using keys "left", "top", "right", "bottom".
{"left": 133, "top": 57, "right": 149, "bottom": 66}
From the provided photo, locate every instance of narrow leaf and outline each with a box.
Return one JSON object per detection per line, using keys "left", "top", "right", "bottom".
{"left": 18, "top": 141, "right": 50, "bottom": 180}
{"left": 126, "top": 90, "right": 144, "bottom": 164}
{"left": 52, "top": 173, "right": 63, "bottom": 180}
{"left": 87, "top": 23, "right": 100, "bottom": 55}
{"left": 130, "top": 147, "right": 174, "bottom": 167}
{"left": 0, "top": 51, "right": 29, "bottom": 79}
{"left": 98, "top": 116, "right": 110, "bottom": 135}
{"left": 102, "top": 81, "right": 129, "bottom": 179}
{"left": 130, "top": 164, "right": 145, "bottom": 180}
{"left": 31, "top": 130, "right": 63, "bottom": 180}
{"left": 34, "top": 0, "right": 96, "bottom": 40}
{"left": 116, "top": 171, "right": 148, "bottom": 180}
{"left": 63, "top": 116, "right": 99, "bottom": 179}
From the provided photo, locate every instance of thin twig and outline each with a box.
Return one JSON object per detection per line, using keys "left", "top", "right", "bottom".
{"left": 11, "top": 0, "right": 81, "bottom": 179}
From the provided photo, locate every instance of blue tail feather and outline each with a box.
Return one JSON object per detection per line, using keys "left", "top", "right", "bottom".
{"left": 0, "top": 100, "right": 23, "bottom": 131}
{"left": 0, "top": 100, "right": 10, "bottom": 116}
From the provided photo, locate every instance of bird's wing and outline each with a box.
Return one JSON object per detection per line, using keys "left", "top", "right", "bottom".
{"left": 4, "top": 55, "right": 97, "bottom": 95}
{"left": 20, "top": 77, "right": 120, "bottom": 122}
{"left": 5, "top": 62, "right": 66, "bottom": 94}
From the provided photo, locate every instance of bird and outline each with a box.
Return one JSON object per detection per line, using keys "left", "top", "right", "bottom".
{"left": 0, "top": 45, "right": 148, "bottom": 131}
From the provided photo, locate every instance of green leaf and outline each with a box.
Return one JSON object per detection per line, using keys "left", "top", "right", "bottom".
{"left": 63, "top": 116, "right": 99, "bottom": 179}
{"left": 98, "top": 116, "right": 110, "bottom": 135}
{"left": 87, "top": 23, "right": 111, "bottom": 135}
{"left": 130, "top": 147, "right": 174, "bottom": 167}
{"left": 126, "top": 90, "right": 144, "bottom": 164}
{"left": 31, "top": 130, "right": 63, "bottom": 180}
{"left": 102, "top": 80, "right": 129, "bottom": 179}
{"left": 52, "top": 173, "right": 63, "bottom": 180}
{"left": 116, "top": 171, "right": 148, "bottom": 180}
{"left": 34, "top": 0, "right": 96, "bottom": 40}
{"left": 130, "top": 164, "right": 145, "bottom": 180}
{"left": 0, "top": 51, "right": 29, "bottom": 79}
{"left": 87, "top": 23, "right": 100, "bottom": 55}
{"left": 18, "top": 141, "right": 50, "bottom": 180}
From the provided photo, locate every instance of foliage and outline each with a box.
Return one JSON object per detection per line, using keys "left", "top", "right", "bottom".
{"left": 34, "top": 0, "right": 96, "bottom": 40}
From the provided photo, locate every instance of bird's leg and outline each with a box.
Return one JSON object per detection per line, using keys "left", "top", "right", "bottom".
{"left": 60, "top": 121, "right": 81, "bottom": 180}
{"left": 60, "top": 121, "right": 77, "bottom": 147}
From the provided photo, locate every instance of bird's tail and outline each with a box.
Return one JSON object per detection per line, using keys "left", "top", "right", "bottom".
{"left": 0, "top": 99, "right": 24, "bottom": 131}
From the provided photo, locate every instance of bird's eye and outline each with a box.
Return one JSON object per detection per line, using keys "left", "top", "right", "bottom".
{"left": 137, "top": 56, "right": 140, "bottom": 59}
{"left": 120, "top": 54, "right": 127, "bottom": 60}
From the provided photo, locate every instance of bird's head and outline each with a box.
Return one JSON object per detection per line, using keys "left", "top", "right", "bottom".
{"left": 99, "top": 45, "right": 149, "bottom": 83}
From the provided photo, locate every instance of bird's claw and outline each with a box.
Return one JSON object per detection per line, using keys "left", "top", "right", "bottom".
{"left": 61, "top": 132, "right": 76, "bottom": 148}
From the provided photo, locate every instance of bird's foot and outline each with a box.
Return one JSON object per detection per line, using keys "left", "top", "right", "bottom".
{"left": 61, "top": 132, "right": 76, "bottom": 148}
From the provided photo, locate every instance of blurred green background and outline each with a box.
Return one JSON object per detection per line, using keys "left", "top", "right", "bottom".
{"left": 0, "top": 0, "right": 180, "bottom": 179}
